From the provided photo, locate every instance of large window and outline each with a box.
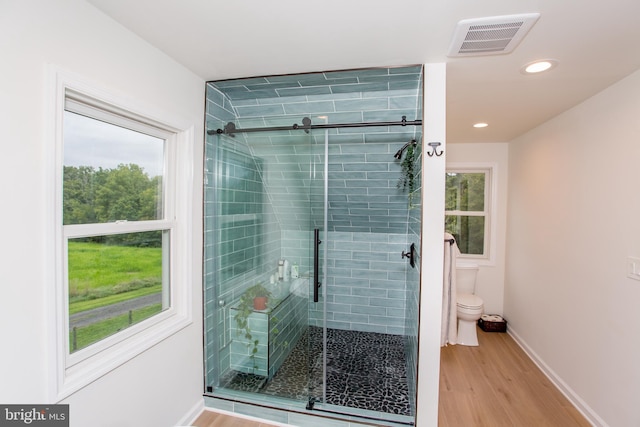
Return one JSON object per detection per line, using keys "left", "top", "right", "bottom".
{"left": 63, "top": 105, "right": 171, "bottom": 354}
{"left": 49, "top": 71, "right": 193, "bottom": 399}
{"left": 445, "top": 167, "right": 492, "bottom": 259}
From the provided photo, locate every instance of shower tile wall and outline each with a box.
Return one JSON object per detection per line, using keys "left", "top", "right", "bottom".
{"left": 205, "top": 87, "right": 284, "bottom": 383}
{"left": 204, "top": 87, "right": 228, "bottom": 383}
{"left": 319, "top": 231, "right": 409, "bottom": 334}
{"left": 279, "top": 230, "right": 409, "bottom": 334}
{"left": 325, "top": 140, "right": 412, "bottom": 234}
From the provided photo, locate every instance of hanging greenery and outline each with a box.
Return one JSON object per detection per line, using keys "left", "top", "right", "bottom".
{"left": 233, "top": 283, "right": 271, "bottom": 371}
{"left": 397, "top": 143, "right": 417, "bottom": 207}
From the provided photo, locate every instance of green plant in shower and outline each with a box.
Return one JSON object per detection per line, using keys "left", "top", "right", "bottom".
{"left": 398, "top": 142, "right": 417, "bottom": 207}
{"left": 233, "top": 283, "right": 272, "bottom": 372}
{"left": 269, "top": 315, "right": 289, "bottom": 351}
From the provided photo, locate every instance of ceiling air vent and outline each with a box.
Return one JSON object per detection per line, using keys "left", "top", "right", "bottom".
{"left": 448, "top": 13, "right": 540, "bottom": 57}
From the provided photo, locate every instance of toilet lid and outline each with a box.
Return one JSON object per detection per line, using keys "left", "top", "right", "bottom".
{"left": 457, "top": 293, "right": 483, "bottom": 309}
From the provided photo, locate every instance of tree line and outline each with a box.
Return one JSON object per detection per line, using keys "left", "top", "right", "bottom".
{"left": 64, "top": 164, "right": 162, "bottom": 247}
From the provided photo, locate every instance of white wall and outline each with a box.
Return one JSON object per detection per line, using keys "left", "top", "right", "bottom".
{"left": 416, "top": 63, "right": 447, "bottom": 427}
{"left": 506, "top": 69, "right": 640, "bottom": 427}
{"left": 0, "top": 1, "right": 204, "bottom": 426}
{"left": 446, "top": 143, "right": 509, "bottom": 315}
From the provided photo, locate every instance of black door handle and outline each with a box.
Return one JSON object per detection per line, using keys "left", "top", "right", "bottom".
{"left": 313, "top": 229, "right": 321, "bottom": 302}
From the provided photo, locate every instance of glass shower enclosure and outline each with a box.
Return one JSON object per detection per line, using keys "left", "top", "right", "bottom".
{"left": 203, "top": 66, "right": 423, "bottom": 426}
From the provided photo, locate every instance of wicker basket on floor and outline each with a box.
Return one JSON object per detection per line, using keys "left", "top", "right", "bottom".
{"left": 478, "top": 314, "right": 507, "bottom": 332}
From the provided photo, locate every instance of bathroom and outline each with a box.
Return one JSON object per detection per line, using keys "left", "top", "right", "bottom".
{"left": 7, "top": 1, "right": 640, "bottom": 426}
{"left": 203, "top": 65, "right": 430, "bottom": 426}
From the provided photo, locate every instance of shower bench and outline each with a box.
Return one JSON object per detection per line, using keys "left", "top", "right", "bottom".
{"left": 228, "top": 281, "right": 307, "bottom": 378}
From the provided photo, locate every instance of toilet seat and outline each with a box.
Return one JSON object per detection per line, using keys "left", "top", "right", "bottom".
{"left": 457, "top": 293, "right": 483, "bottom": 309}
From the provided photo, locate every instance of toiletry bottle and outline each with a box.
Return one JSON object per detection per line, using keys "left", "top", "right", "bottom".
{"left": 284, "top": 260, "right": 290, "bottom": 281}
{"left": 291, "top": 262, "right": 299, "bottom": 279}
{"left": 278, "top": 259, "right": 284, "bottom": 281}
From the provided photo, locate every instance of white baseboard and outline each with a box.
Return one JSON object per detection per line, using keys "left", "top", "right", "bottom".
{"left": 507, "top": 327, "right": 606, "bottom": 427}
{"left": 175, "top": 399, "right": 205, "bottom": 426}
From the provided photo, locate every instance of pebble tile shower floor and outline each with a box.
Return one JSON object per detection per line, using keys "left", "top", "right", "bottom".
{"left": 219, "top": 326, "right": 411, "bottom": 416}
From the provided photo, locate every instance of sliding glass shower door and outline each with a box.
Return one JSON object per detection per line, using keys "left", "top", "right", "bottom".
{"left": 306, "top": 128, "right": 421, "bottom": 423}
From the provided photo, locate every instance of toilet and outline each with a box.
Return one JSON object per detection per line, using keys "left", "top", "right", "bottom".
{"left": 456, "top": 262, "right": 484, "bottom": 346}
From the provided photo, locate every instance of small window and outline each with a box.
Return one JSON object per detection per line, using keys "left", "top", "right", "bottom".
{"left": 49, "top": 71, "right": 193, "bottom": 399}
{"left": 445, "top": 168, "right": 491, "bottom": 258}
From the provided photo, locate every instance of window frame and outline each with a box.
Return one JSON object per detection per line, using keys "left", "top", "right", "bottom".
{"left": 445, "top": 163, "right": 497, "bottom": 265}
{"left": 47, "top": 68, "right": 194, "bottom": 400}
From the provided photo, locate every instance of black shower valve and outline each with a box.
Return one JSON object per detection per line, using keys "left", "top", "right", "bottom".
{"left": 402, "top": 243, "right": 417, "bottom": 268}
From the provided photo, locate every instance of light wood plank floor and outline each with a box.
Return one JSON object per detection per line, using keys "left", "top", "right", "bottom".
{"left": 438, "top": 328, "right": 590, "bottom": 427}
{"left": 193, "top": 329, "right": 590, "bottom": 427}
{"left": 191, "top": 410, "right": 279, "bottom": 427}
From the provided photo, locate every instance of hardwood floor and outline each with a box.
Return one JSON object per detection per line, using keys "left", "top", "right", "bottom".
{"left": 192, "top": 328, "right": 591, "bottom": 427}
{"left": 191, "top": 410, "right": 280, "bottom": 427}
{"left": 438, "top": 328, "right": 591, "bottom": 427}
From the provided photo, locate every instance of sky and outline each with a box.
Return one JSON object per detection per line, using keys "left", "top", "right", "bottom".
{"left": 63, "top": 111, "right": 164, "bottom": 177}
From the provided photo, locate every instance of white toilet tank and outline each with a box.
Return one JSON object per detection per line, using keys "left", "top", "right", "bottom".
{"left": 456, "top": 262, "right": 479, "bottom": 294}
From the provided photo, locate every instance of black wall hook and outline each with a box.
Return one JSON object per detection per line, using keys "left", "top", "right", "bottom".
{"left": 426, "top": 142, "right": 443, "bottom": 157}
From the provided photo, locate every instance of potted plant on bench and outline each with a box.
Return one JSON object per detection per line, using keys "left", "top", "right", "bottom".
{"left": 247, "top": 283, "right": 271, "bottom": 310}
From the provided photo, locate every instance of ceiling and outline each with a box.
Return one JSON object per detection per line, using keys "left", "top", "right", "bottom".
{"left": 86, "top": 0, "right": 640, "bottom": 143}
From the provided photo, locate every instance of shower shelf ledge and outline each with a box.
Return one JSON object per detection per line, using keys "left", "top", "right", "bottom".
{"left": 227, "top": 280, "right": 307, "bottom": 379}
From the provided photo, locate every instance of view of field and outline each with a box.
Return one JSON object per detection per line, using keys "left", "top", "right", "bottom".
{"left": 63, "top": 160, "right": 168, "bottom": 352}
{"left": 68, "top": 241, "right": 164, "bottom": 352}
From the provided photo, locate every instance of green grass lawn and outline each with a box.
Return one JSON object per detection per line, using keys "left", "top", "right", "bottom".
{"left": 68, "top": 240, "right": 162, "bottom": 290}
{"left": 70, "top": 304, "right": 163, "bottom": 352}
{"left": 67, "top": 241, "right": 165, "bottom": 351}
{"left": 68, "top": 241, "right": 162, "bottom": 310}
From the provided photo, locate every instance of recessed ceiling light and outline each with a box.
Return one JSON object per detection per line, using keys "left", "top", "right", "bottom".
{"left": 522, "top": 59, "right": 558, "bottom": 74}
{"left": 473, "top": 122, "right": 489, "bottom": 128}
